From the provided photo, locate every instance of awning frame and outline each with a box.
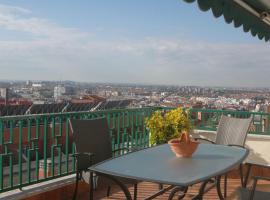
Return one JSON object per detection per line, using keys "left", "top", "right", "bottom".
{"left": 234, "top": 0, "right": 270, "bottom": 26}
{"left": 183, "top": 0, "right": 270, "bottom": 42}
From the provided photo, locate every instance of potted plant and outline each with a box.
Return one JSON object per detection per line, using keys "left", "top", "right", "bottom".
{"left": 146, "top": 107, "right": 198, "bottom": 157}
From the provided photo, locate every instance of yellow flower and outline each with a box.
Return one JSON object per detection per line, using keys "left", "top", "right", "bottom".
{"left": 145, "top": 107, "right": 191, "bottom": 145}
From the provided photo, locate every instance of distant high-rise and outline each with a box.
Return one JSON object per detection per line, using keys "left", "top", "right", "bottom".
{"left": 54, "top": 86, "right": 65, "bottom": 101}
{"left": 26, "top": 80, "right": 32, "bottom": 86}
{"left": 0, "top": 88, "right": 8, "bottom": 105}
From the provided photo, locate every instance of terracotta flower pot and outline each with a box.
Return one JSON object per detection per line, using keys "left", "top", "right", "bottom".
{"left": 168, "top": 132, "right": 199, "bottom": 158}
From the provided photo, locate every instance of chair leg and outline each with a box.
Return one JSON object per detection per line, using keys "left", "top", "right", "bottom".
{"left": 93, "top": 175, "right": 98, "bottom": 190}
{"left": 89, "top": 172, "right": 94, "bottom": 200}
{"left": 106, "top": 186, "right": 111, "bottom": 197}
{"left": 243, "top": 164, "right": 252, "bottom": 188}
{"left": 249, "top": 178, "right": 258, "bottom": 200}
{"left": 73, "top": 172, "right": 80, "bottom": 200}
{"left": 239, "top": 163, "right": 244, "bottom": 187}
{"left": 134, "top": 183, "right": 138, "bottom": 200}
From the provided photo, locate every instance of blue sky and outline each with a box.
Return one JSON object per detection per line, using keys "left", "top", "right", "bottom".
{"left": 0, "top": 0, "right": 257, "bottom": 42}
{"left": 0, "top": 0, "right": 268, "bottom": 87}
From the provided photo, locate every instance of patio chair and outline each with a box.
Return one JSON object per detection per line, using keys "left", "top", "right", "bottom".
{"left": 195, "top": 115, "right": 252, "bottom": 197}
{"left": 233, "top": 176, "right": 270, "bottom": 200}
{"left": 233, "top": 156, "right": 270, "bottom": 200}
{"left": 196, "top": 115, "right": 252, "bottom": 147}
{"left": 69, "top": 117, "right": 138, "bottom": 200}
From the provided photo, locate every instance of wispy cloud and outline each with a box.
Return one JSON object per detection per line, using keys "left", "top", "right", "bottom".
{"left": 0, "top": 4, "right": 87, "bottom": 40}
{"left": 0, "top": 3, "right": 269, "bottom": 87}
{"left": 0, "top": 4, "right": 31, "bottom": 15}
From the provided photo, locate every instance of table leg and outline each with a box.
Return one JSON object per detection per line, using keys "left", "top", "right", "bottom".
{"left": 168, "top": 186, "right": 188, "bottom": 200}
{"left": 216, "top": 175, "right": 224, "bottom": 200}
{"left": 192, "top": 180, "right": 211, "bottom": 200}
{"left": 97, "top": 173, "right": 133, "bottom": 200}
{"left": 145, "top": 185, "right": 175, "bottom": 200}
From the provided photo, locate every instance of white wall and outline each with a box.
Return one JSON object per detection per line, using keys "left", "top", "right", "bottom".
{"left": 193, "top": 130, "right": 270, "bottom": 166}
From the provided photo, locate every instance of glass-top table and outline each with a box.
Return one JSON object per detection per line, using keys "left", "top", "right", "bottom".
{"left": 90, "top": 143, "right": 248, "bottom": 200}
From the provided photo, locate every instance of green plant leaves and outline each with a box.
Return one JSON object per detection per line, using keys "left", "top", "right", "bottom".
{"left": 145, "top": 107, "right": 191, "bottom": 145}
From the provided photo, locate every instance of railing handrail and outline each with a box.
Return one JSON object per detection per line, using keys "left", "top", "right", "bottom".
{"left": 1, "top": 106, "right": 268, "bottom": 120}
{"left": 189, "top": 108, "right": 266, "bottom": 115}
{"left": 0, "top": 106, "right": 160, "bottom": 120}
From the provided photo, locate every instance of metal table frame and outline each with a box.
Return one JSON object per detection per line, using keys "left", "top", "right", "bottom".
{"left": 90, "top": 144, "right": 248, "bottom": 200}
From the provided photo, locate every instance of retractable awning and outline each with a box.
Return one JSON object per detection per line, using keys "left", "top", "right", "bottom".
{"left": 183, "top": 0, "right": 270, "bottom": 42}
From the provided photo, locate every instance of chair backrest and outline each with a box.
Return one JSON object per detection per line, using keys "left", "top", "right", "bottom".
{"left": 215, "top": 115, "right": 252, "bottom": 146}
{"left": 69, "top": 117, "right": 112, "bottom": 171}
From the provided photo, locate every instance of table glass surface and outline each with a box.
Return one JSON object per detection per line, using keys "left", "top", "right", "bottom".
{"left": 90, "top": 144, "right": 248, "bottom": 186}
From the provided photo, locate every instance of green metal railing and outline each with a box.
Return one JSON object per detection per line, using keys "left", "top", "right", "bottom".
{"left": 0, "top": 107, "right": 159, "bottom": 193}
{"left": 0, "top": 107, "right": 270, "bottom": 193}
{"left": 189, "top": 108, "right": 270, "bottom": 135}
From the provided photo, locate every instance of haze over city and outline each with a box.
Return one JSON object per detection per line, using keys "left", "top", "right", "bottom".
{"left": 0, "top": 0, "right": 270, "bottom": 87}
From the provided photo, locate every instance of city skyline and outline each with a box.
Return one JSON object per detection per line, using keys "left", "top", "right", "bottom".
{"left": 0, "top": 0, "right": 269, "bottom": 87}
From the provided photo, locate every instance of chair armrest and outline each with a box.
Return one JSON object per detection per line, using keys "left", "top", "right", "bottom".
{"left": 247, "top": 175, "right": 270, "bottom": 199}
{"left": 129, "top": 146, "right": 142, "bottom": 152}
{"left": 113, "top": 147, "right": 127, "bottom": 153}
{"left": 113, "top": 146, "right": 141, "bottom": 155}
{"left": 252, "top": 176, "right": 270, "bottom": 182}
{"left": 72, "top": 152, "right": 95, "bottom": 157}
{"left": 194, "top": 137, "right": 215, "bottom": 144}
{"left": 72, "top": 152, "right": 95, "bottom": 171}
{"left": 113, "top": 146, "right": 139, "bottom": 153}
{"left": 72, "top": 152, "right": 95, "bottom": 163}
{"left": 227, "top": 144, "right": 245, "bottom": 149}
{"left": 228, "top": 145, "right": 249, "bottom": 157}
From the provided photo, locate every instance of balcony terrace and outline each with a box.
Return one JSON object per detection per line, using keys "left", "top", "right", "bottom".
{"left": 0, "top": 107, "right": 270, "bottom": 199}
{"left": 13, "top": 178, "right": 270, "bottom": 200}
